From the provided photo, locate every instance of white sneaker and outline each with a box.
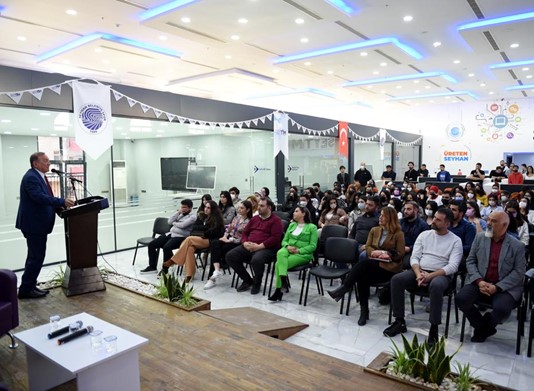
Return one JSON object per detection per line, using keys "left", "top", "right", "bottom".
{"left": 204, "top": 279, "right": 216, "bottom": 290}
{"left": 211, "top": 270, "right": 223, "bottom": 281}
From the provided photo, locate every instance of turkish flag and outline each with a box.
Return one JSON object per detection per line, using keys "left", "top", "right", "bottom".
{"left": 338, "top": 121, "right": 348, "bottom": 157}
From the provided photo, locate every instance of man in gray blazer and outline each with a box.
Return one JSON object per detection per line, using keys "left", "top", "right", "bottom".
{"left": 456, "top": 211, "right": 525, "bottom": 342}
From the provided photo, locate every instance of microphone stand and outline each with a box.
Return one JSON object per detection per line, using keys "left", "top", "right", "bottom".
{"left": 69, "top": 177, "right": 79, "bottom": 203}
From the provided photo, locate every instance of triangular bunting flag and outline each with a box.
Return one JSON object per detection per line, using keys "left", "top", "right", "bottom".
{"left": 228, "top": 123, "right": 235, "bottom": 128}
{"left": 49, "top": 84, "right": 62, "bottom": 95}
{"left": 178, "top": 117, "right": 186, "bottom": 124}
{"left": 267, "top": 114, "right": 273, "bottom": 121}
{"left": 245, "top": 121, "right": 251, "bottom": 127}
{"left": 7, "top": 92, "right": 23, "bottom": 104}
{"left": 29, "top": 89, "right": 44, "bottom": 100}
{"left": 127, "top": 98, "right": 137, "bottom": 107}
{"left": 167, "top": 114, "right": 175, "bottom": 122}
{"left": 252, "top": 119, "right": 258, "bottom": 126}
{"left": 154, "top": 109, "right": 162, "bottom": 118}
{"left": 112, "top": 90, "right": 124, "bottom": 101}
{"left": 259, "top": 116, "right": 266, "bottom": 124}
{"left": 236, "top": 122, "right": 243, "bottom": 128}
{"left": 140, "top": 104, "right": 151, "bottom": 113}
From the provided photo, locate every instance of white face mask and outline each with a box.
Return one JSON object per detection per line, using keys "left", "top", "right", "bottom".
{"left": 492, "top": 188, "right": 498, "bottom": 192}
{"left": 519, "top": 201, "right": 527, "bottom": 209}
{"left": 231, "top": 194, "right": 237, "bottom": 200}
{"left": 299, "top": 201, "right": 307, "bottom": 207}
{"left": 501, "top": 196, "right": 508, "bottom": 202}
{"left": 360, "top": 165, "right": 365, "bottom": 170}
{"left": 387, "top": 204, "right": 395, "bottom": 209}
{"left": 358, "top": 202, "right": 365, "bottom": 210}
{"left": 425, "top": 209, "right": 433, "bottom": 216}
{"left": 467, "top": 193, "right": 475, "bottom": 199}
{"left": 489, "top": 200, "right": 496, "bottom": 207}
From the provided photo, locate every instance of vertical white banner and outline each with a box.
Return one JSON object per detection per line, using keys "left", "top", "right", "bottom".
{"left": 73, "top": 81, "right": 113, "bottom": 160}
{"left": 273, "top": 112, "right": 289, "bottom": 159}
{"left": 379, "top": 128, "right": 387, "bottom": 160}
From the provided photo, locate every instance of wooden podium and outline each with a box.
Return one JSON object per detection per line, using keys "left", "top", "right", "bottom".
{"left": 60, "top": 196, "right": 109, "bottom": 297}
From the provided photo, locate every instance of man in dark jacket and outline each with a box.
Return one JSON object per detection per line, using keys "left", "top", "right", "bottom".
{"left": 400, "top": 201, "right": 430, "bottom": 268}
{"left": 354, "top": 162, "right": 373, "bottom": 187}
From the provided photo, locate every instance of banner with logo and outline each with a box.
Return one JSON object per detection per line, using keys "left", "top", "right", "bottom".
{"left": 273, "top": 112, "right": 289, "bottom": 159}
{"left": 72, "top": 81, "right": 113, "bottom": 159}
{"left": 379, "top": 128, "right": 387, "bottom": 160}
{"left": 338, "top": 121, "right": 348, "bottom": 157}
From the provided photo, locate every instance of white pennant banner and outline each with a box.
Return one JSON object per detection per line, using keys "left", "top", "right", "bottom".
{"left": 7, "top": 92, "right": 23, "bottom": 104}
{"left": 127, "top": 98, "right": 137, "bottom": 107}
{"left": 112, "top": 90, "right": 124, "bottom": 101}
{"left": 49, "top": 84, "right": 62, "bottom": 95}
{"left": 72, "top": 81, "right": 113, "bottom": 160}
{"left": 273, "top": 112, "right": 289, "bottom": 159}
{"left": 29, "top": 88, "right": 44, "bottom": 100}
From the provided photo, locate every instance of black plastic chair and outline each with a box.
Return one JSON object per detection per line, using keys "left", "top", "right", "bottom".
{"left": 303, "top": 237, "right": 358, "bottom": 306}
{"left": 273, "top": 211, "right": 290, "bottom": 221}
{"left": 132, "top": 217, "right": 172, "bottom": 265}
{"left": 315, "top": 224, "right": 348, "bottom": 262}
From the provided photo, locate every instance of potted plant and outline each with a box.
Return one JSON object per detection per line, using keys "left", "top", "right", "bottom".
{"left": 365, "top": 334, "right": 511, "bottom": 391}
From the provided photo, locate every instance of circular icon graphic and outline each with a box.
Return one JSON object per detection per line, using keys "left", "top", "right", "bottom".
{"left": 506, "top": 132, "right": 514, "bottom": 139}
{"left": 509, "top": 104, "right": 519, "bottom": 114}
{"left": 445, "top": 123, "right": 465, "bottom": 141}
{"left": 480, "top": 127, "right": 487, "bottom": 134}
{"left": 515, "top": 117, "right": 521, "bottom": 122}
{"left": 493, "top": 114, "right": 508, "bottom": 129}
{"left": 490, "top": 103, "right": 499, "bottom": 112}
{"left": 78, "top": 104, "right": 107, "bottom": 134}
{"left": 491, "top": 133, "right": 499, "bottom": 140}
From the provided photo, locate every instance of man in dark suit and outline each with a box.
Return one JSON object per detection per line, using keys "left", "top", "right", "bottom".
{"left": 456, "top": 211, "right": 525, "bottom": 342}
{"left": 336, "top": 165, "right": 350, "bottom": 192}
{"left": 16, "top": 152, "right": 75, "bottom": 299}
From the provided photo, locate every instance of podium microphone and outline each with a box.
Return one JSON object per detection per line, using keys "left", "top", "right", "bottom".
{"left": 51, "top": 168, "right": 65, "bottom": 175}
{"left": 48, "top": 321, "right": 83, "bottom": 339}
{"left": 57, "top": 325, "right": 94, "bottom": 345}
{"left": 51, "top": 168, "right": 82, "bottom": 183}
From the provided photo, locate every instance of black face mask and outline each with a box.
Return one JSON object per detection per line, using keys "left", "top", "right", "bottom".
{"left": 442, "top": 198, "right": 450, "bottom": 206}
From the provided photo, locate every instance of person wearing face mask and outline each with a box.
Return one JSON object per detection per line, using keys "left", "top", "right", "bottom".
{"left": 427, "top": 185, "right": 442, "bottom": 206}
{"left": 317, "top": 195, "right": 348, "bottom": 236}
{"left": 449, "top": 200, "right": 476, "bottom": 257}
{"left": 499, "top": 191, "right": 510, "bottom": 205}
{"left": 454, "top": 191, "right": 466, "bottom": 202}
{"left": 347, "top": 196, "right": 366, "bottom": 232}
{"left": 349, "top": 196, "right": 380, "bottom": 252}
{"left": 344, "top": 184, "right": 358, "bottom": 212}
{"left": 456, "top": 211, "right": 525, "bottom": 343}
{"left": 499, "top": 160, "right": 511, "bottom": 176}
{"left": 507, "top": 164, "right": 524, "bottom": 184}
{"left": 465, "top": 201, "right": 487, "bottom": 233}
{"left": 391, "top": 187, "right": 402, "bottom": 199}
{"left": 416, "top": 190, "right": 428, "bottom": 208}
{"left": 424, "top": 201, "right": 439, "bottom": 227}
{"left": 293, "top": 193, "right": 317, "bottom": 226}
{"left": 283, "top": 188, "right": 299, "bottom": 212}
{"left": 440, "top": 191, "right": 452, "bottom": 207}
{"left": 379, "top": 190, "right": 391, "bottom": 208}
{"left": 518, "top": 197, "right": 534, "bottom": 225}
{"left": 354, "top": 161, "right": 373, "bottom": 187}
{"left": 229, "top": 186, "right": 241, "bottom": 205}
{"left": 436, "top": 164, "right": 451, "bottom": 182}
{"left": 488, "top": 184, "right": 500, "bottom": 198}
{"left": 389, "top": 197, "right": 403, "bottom": 220}
{"left": 481, "top": 195, "right": 503, "bottom": 221}
{"left": 312, "top": 182, "right": 324, "bottom": 201}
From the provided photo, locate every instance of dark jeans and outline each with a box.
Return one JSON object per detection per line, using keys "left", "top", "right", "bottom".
{"left": 208, "top": 240, "right": 239, "bottom": 278}
{"left": 341, "top": 258, "right": 395, "bottom": 307}
{"left": 20, "top": 233, "right": 48, "bottom": 293}
{"left": 225, "top": 244, "right": 276, "bottom": 286}
{"left": 147, "top": 235, "right": 185, "bottom": 268}
{"left": 456, "top": 283, "right": 516, "bottom": 330}
{"left": 390, "top": 270, "right": 452, "bottom": 325}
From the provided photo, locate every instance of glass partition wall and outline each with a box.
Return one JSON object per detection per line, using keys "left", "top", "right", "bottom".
{"left": 0, "top": 107, "right": 274, "bottom": 270}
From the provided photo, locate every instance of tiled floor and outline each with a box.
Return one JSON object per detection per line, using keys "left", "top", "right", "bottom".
{"left": 23, "top": 250, "right": 533, "bottom": 390}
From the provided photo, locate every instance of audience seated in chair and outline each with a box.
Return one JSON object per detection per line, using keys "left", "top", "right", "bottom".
{"left": 0, "top": 269, "right": 19, "bottom": 349}
{"left": 268, "top": 206, "right": 318, "bottom": 302}
{"left": 226, "top": 197, "right": 283, "bottom": 295}
{"left": 456, "top": 212, "right": 526, "bottom": 342}
{"left": 384, "top": 207, "right": 463, "bottom": 347}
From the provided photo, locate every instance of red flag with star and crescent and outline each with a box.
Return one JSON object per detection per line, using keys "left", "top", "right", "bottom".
{"left": 338, "top": 121, "right": 348, "bottom": 157}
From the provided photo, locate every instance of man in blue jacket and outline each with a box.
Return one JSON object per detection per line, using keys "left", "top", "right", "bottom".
{"left": 16, "top": 152, "right": 74, "bottom": 299}
{"left": 437, "top": 164, "right": 451, "bottom": 182}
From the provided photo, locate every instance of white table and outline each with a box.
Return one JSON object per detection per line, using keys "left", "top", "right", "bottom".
{"left": 15, "top": 312, "right": 148, "bottom": 391}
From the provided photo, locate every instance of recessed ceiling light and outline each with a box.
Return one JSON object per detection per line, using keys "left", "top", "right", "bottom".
{"left": 433, "top": 41, "right": 442, "bottom": 48}
{"left": 94, "top": 47, "right": 102, "bottom": 53}
{"left": 300, "top": 37, "right": 309, "bottom": 43}
{"left": 523, "top": 67, "right": 530, "bottom": 71}
{"left": 425, "top": 86, "right": 431, "bottom": 89}
{"left": 453, "top": 60, "right": 461, "bottom": 64}
{"left": 4, "top": 131, "right": 12, "bottom": 134}
{"left": 510, "top": 43, "right": 519, "bottom": 48}
{"left": 430, "top": 100, "right": 434, "bottom": 103}
{"left": 380, "top": 62, "right": 387, "bottom": 67}
{"left": 159, "top": 35, "right": 167, "bottom": 41}
{"left": 295, "top": 18, "right": 304, "bottom": 24}
{"left": 367, "top": 85, "right": 373, "bottom": 89}
{"left": 121, "top": 133, "right": 128, "bottom": 136}
{"left": 66, "top": 9, "right": 77, "bottom": 16}
{"left": 489, "top": 91, "right": 495, "bottom": 95}
{"left": 413, "top": 80, "right": 420, "bottom": 84}
{"left": 396, "top": 85, "right": 402, "bottom": 89}
{"left": 480, "top": 82, "right": 486, "bottom": 87}
{"left": 17, "top": 36, "right": 27, "bottom": 41}
{"left": 224, "top": 55, "right": 232, "bottom": 60}
{"left": 414, "top": 90, "right": 420, "bottom": 93}
{"left": 380, "top": 90, "right": 386, "bottom": 93}
{"left": 1, "top": 119, "right": 11, "bottom": 123}
{"left": 230, "top": 35, "right": 240, "bottom": 40}
{"left": 468, "top": 73, "right": 475, "bottom": 77}
{"left": 527, "top": 75, "right": 533, "bottom": 79}
{"left": 304, "top": 61, "right": 311, "bottom": 66}
{"left": 372, "top": 71, "right": 379, "bottom": 75}
{"left": 403, "top": 15, "right": 413, "bottom": 22}
{"left": 181, "top": 17, "right": 191, "bottom": 23}
{"left": 238, "top": 18, "right": 248, "bottom": 24}
{"left": 31, "top": 127, "right": 39, "bottom": 131}
{"left": 62, "top": 60, "right": 70, "bottom": 64}
{"left": 445, "top": 96, "right": 451, "bottom": 99}
{"left": 360, "top": 52, "right": 368, "bottom": 57}
{"left": 327, "top": 70, "right": 334, "bottom": 75}
{"left": 102, "top": 59, "right": 110, "bottom": 64}
{"left": 273, "top": 69, "right": 280, "bottom": 73}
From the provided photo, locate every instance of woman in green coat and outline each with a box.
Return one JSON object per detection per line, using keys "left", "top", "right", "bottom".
{"left": 268, "top": 206, "right": 318, "bottom": 302}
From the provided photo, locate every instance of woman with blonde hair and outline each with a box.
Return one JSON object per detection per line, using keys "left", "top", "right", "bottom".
{"left": 327, "top": 207, "right": 405, "bottom": 326}
{"left": 163, "top": 200, "right": 225, "bottom": 282}
{"left": 246, "top": 194, "right": 259, "bottom": 216}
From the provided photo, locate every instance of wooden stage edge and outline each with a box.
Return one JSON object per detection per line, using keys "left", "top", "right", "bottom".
{"left": 0, "top": 284, "right": 418, "bottom": 391}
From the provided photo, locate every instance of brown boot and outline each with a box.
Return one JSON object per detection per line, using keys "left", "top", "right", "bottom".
{"left": 163, "top": 259, "right": 174, "bottom": 268}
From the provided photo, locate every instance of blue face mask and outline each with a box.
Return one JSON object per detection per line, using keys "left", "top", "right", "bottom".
{"left": 455, "top": 196, "right": 463, "bottom": 201}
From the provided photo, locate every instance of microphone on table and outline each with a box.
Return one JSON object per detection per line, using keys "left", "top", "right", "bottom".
{"left": 57, "top": 325, "right": 94, "bottom": 345}
{"left": 51, "top": 168, "right": 82, "bottom": 183}
{"left": 48, "top": 321, "right": 83, "bottom": 339}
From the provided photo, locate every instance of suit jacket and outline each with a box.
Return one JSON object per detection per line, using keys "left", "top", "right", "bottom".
{"left": 16, "top": 168, "right": 65, "bottom": 235}
{"left": 281, "top": 222, "right": 318, "bottom": 256}
{"left": 365, "top": 227, "right": 406, "bottom": 273}
{"left": 465, "top": 232, "right": 526, "bottom": 301}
